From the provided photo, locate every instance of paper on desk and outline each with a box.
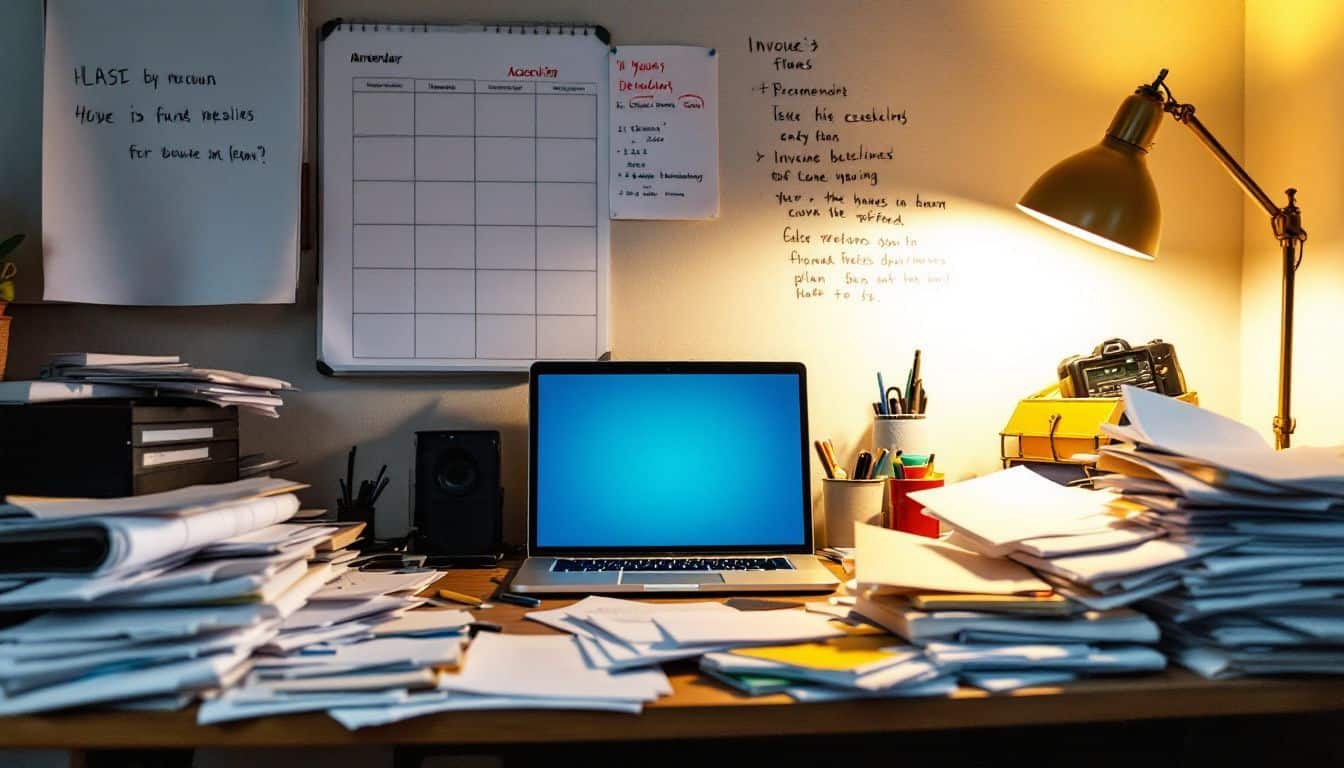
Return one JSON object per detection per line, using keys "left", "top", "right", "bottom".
{"left": 98, "top": 558, "right": 311, "bottom": 608}
{"left": 260, "top": 621, "right": 375, "bottom": 654}
{"left": 311, "top": 569, "right": 441, "bottom": 601}
{"left": 0, "top": 495, "right": 301, "bottom": 578}
{"left": 252, "top": 634, "right": 464, "bottom": 674}
{"left": 906, "top": 467, "right": 1120, "bottom": 553}
{"left": 0, "top": 621, "right": 280, "bottom": 695}
{"left": 281, "top": 595, "right": 418, "bottom": 631}
{"left": 1010, "top": 537, "right": 1245, "bottom": 590}
{"left": 369, "top": 610, "right": 472, "bottom": 637}
{"left": 784, "top": 676, "right": 958, "bottom": 701}
{"left": 0, "top": 603, "right": 275, "bottom": 654}
{"left": 200, "top": 523, "right": 336, "bottom": 558}
{"left": 652, "top": 608, "right": 845, "bottom": 646}
{"left": 326, "top": 690, "right": 643, "bottom": 730}
{"left": 439, "top": 633, "right": 670, "bottom": 701}
{"left": 855, "top": 523, "right": 1050, "bottom": 596}
{"left": 0, "top": 646, "right": 254, "bottom": 716}
{"left": 893, "top": 608, "right": 1160, "bottom": 645}
{"left": 526, "top": 596, "right": 736, "bottom": 669}
{"left": 235, "top": 668, "right": 438, "bottom": 698}
{"left": 0, "top": 478, "right": 305, "bottom": 520}
{"left": 1111, "top": 385, "right": 1344, "bottom": 493}
{"left": 1037, "top": 572, "right": 1181, "bottom": 611}
{"left": 923, "top": 642, "right": 1166, "bottom": 673}
{"left": 198, "top": 689, "right": 418, "bottom": 724}
{"left": 961, "top": 671, "right": 1077, "bottom": 692}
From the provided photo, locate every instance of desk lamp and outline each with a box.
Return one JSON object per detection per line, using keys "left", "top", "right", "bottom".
{"left": 1018, "top": 69, "right": 1306, "bottom": 449}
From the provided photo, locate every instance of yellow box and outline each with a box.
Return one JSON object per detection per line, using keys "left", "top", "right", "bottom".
{"left": 1000, "top": 383, "right": 1198, "bottom": 466}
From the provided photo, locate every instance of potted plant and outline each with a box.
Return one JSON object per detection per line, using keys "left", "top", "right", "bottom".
{"left": 0, "top": 233, "right": 22, "bottom": 381}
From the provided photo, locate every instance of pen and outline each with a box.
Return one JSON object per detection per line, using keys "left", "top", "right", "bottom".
{"left": 346, "top": 446, "right": 357, "bottom": 508}
{"left": 468, "top": 621, "right": 503, "bottom": 635}
{"left": 905, "top": 350, "right": 920, "bottom": 412}
{"left": 909, "top": 378, "right": 924, "bottom": 416}
{"left": 927, "top": 452, "right": 937, "bottom": 474}
{"left": 918, "top": 390, "right": 928, "bottom": 415}
{"left": 437, "top": 589, "right": 484, "bottom": 607}
{"left": 893, "top": 450, "right": 906, "bottom": 480}
{"left": 370, "top": 476, "right": 390, "bottom": 504}
{"left": 876, "top": 372, "right": 889, "bottom": 415}
{"left": 872, "top": 402, "right": 881, "bottom": 416}
{"left": 822, "top": 440, "right": 848, "bottom": 480}
{"left": 498, "top": 592, "right": 541, "bottom": 608}
{"left": 853, "top": 450, "right": 872, "bottom": 481}
{"left": 814, "top": 440, "right": 836, "bottom": 479}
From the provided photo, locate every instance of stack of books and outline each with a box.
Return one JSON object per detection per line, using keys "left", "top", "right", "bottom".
{"left": 0, "top": 479, "right": 366, "bottom": 715}
{"left": 1093, "top": 386, "right": 1344, "bottom": 678}
{"left": 847, "top": 524, "right": 1166, "bottom": 690}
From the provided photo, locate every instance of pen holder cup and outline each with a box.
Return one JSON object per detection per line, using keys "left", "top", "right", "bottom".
{"left": 888, "top": 474, "right": 945, "bottom": 539}
{"left": 822, "top": 477, "right": 887, "bottom": 548}
{"left": 873, "top": 414, "right": 931, "bottom": 456}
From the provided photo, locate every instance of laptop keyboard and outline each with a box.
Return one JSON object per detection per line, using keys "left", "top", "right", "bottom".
{"left": 552, "top": 557, "right": 795, "bottom": 573}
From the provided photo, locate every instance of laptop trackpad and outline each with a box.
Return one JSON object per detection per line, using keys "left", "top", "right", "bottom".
{"left": 621, "top": 572, "right": 725, "bottom": 586}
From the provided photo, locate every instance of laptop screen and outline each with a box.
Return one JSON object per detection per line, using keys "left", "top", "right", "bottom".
{"left": 530, "top": 363, "right": 811, "bottom": 554}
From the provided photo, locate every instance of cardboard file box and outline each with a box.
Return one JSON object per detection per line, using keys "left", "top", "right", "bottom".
{"left": 0, "top": 401, "right": 239, "bottom": 497}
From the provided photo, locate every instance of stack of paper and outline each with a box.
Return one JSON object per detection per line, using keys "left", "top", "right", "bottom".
{"left": 13, "top": 352, "right": 297, "bottom": 417}
{"left": 0, "top": 478, "right": 377, "bottom": 715}
{"left": 850, "top": 523, "right": 1166, "bottom": 690}
{"left": 906, "top": 466, "right": 1222, "bottom": 611}
{"left": 1093, "top": 385, "right": 1344, "bottom": 678}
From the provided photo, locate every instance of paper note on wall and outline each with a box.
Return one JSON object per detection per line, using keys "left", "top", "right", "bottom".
{"left": 41, "top": 0, "right": 300, "bottom": 305}
{"left": 609, "top": 46, "right": 719, "bottom": 220}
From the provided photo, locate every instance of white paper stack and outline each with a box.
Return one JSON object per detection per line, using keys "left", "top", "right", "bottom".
{"left": 906, "top": 466, "right": 1237, "bottom": 611}
{"left": 30, "top": 353, "right": 294, "bottom": 417}
{"left": 1092, "top": 385, "right": 1344, "bottom": 678}
{"left": 0, "top": 479, "right": 374, "bottom": 715}
{"left": 849, "top": 523, "right": 1166, "bottom": 691}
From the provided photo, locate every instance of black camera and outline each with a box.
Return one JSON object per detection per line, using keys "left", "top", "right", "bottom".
{"left": 1058, "top": 338, "right": 1186, "bottom": 398}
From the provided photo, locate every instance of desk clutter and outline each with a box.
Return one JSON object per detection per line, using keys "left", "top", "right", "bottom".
{"left": 4, "top": 378, "right": 1344, "bottom": 728}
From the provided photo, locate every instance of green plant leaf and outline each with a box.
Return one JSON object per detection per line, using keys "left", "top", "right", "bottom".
{"left": 0, "top": 234, "right": 24, "bottom": 260}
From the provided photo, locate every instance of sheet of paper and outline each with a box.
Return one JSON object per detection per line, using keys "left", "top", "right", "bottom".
{"left": 252, "top": 634, "right": 463, "bottom": 674}
{"left": 609, "top": 45, "right": 719, "bottom": 219}
{"left": 854, "top": 523, "right": 1050, "bottom": 595}
{"left": 370, "top": 609, "right": 472, "bottom": 637}
{"left": 0, "top": 647, "right": 251, "bottom": 716}
{"left": 281, "top": 595, "right": 417, "bottom": 631}
{"left": 652, "top": 609, "right": 844, "bottom": 646}
{"left": 906, "top": 467, "right": 1118, "bottom": 552}
{"left": 327, "top": 691, "right": 643, "bottom": 730}
{"left": 0, "top": 477, "right": 303, "bottom": 520}
{"left": 311, "top": 570, "right": 441, "bottom": 602}
{"left": 439, "top": 633, "right": 669, "bottom": 701}
{"left": 0, "top": 603, "right": 271, "bottom": 644}
{"left": 41, "top": 0, "right": 299, "bottom": 305}
{"left": 1010, "top": 537, "right": 1244, "bottom": 590}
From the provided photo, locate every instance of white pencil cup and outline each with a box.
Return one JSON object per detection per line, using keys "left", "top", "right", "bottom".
{"left": 873, "top": 414, "right": 931, "bottom": 457}
{"left": 822, "top": 477, "right": 887, "bottom": 548}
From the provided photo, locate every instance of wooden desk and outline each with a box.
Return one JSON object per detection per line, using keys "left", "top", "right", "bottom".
{"left": 4, "top": 563, "right": 1344, "bottom": 752}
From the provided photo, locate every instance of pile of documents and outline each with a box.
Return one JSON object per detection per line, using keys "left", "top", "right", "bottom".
{"left": 528, "top": 595, "right": 953, "bottom": 701}
{"left": 24, "top": 352, "right": 295, "bottom": 417}
{"left": 848, "top": 523, "right": 1166, "bottom": 690}
{"left": 0, "top": 478, "right": 360, "bottom": 715}
{"left": 1091, "top": 386, "right": 1344, "bottom": 678}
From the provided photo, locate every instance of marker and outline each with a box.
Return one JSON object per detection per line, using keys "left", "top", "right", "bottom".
{"left": 927, "top": 453, "right": 936, "bottom": 474}
{"left": 822, "top": 440, "right": 849, "bottom": 480}
{"left": 498, "top": 592, "right": 541, "bottom": 608}
{"left": 468, "top": 621, "right": 503, "bottom": 635}
{"left": 437, "top": 589, "right": 484, "bottom": 607}
{"left": 852, "top": 450, "right": 872, "bottom": 481}
{"left": 876, "top": 373, "right": 889, "bottom": 415}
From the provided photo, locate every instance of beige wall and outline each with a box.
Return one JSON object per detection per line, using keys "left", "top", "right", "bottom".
{"left": 8, "top": 0, "right": 1247, "bottom": 542}
{"left": 1243, "top": 0, "right": 1344, "bottom": 445}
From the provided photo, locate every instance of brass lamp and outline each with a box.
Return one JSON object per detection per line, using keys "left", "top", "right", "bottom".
{"left": 1019, "top": 69, "right": 1306, "bottom": 449}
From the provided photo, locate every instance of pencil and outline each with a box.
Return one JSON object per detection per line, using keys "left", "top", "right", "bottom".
{"left": 437, "top": 589, "right": 484, "bottom": 607}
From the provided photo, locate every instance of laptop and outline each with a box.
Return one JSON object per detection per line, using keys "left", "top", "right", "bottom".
{"left": 511, "top": 361, "right": 840, "bottom": 594}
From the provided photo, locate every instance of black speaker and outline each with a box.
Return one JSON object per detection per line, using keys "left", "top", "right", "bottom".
{"left": 412, "top": 430, "right": 502, "bottom": 558}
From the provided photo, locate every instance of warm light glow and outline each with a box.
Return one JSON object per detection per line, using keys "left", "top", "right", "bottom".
{"left": 1016, "top": 203, "right": 1156, "bottom": 261}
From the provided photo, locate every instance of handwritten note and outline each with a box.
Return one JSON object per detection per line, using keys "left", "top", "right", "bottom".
{"left": 610, "top": 46, "right": 719, "bottom": 220}
{"left": 41, "top": 0, "right": 300, "bottom": 305}
{"left": 746, "top": 36, "right": 950, "bottom": 305}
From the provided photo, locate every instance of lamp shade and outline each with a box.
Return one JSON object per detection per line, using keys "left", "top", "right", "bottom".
{"left": 1018, "top": 90, "right": 1167, "bottom": 260}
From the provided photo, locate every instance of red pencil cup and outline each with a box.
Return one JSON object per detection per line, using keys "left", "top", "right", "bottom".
{"left": 888, "top": 474, "right": 944, "bottom": 538}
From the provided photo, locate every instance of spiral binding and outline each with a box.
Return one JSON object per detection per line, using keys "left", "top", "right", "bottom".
{"left": 345, "top": 22, "right": 591, "bottom": 36}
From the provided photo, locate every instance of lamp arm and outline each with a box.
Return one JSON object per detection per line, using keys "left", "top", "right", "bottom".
{"left": 1167, "top": 105, "right": 1282, "bottom": 220}
{"left": 1159, "top": 87, "right": 1304, "bottom": 449}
